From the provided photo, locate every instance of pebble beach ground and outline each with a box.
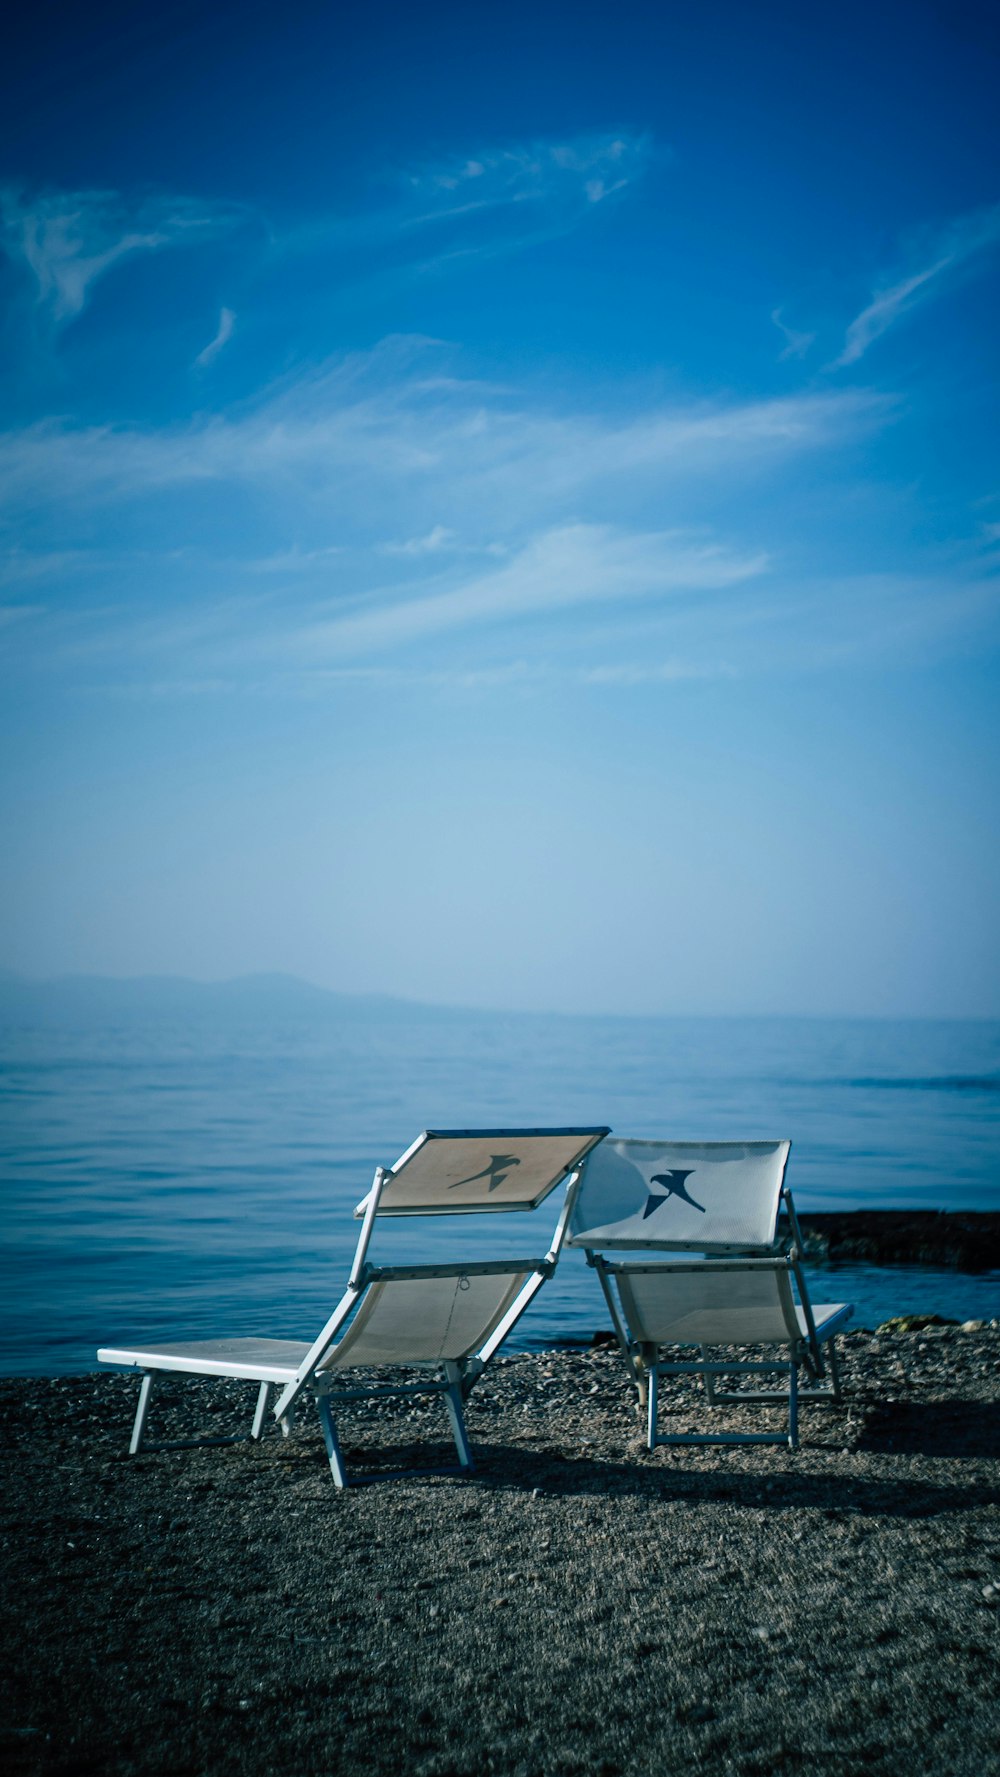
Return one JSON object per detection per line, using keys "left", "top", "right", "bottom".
{"left": 2, "top": 1328, "right": 998, "bottom": 1777}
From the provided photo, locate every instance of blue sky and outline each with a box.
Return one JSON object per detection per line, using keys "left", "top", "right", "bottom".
{"left": 1, "top": 0, "right": 999, "bottom": 1016}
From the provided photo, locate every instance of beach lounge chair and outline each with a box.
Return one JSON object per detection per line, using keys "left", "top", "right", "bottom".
{"left": 98, "top": 1125, "right": 607, "bottom": 1485}
{"left": 568, "top": 1139, "right": 851, "bottom": 1449}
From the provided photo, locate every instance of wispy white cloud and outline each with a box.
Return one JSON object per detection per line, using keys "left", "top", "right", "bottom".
{"left": 226, "top": 657, "right": 734, "bottom": 693}
{"left": 0, "top": 602, "right": 46, "bottom": 629}
{"left": 770, "top": 307, "right": 815, "bottom": 361}
{"left": 563, "top": 563, "right": 1000, "bottom": 689}
{"left": 246, "top": 545, "right": 343, "bottom": 573}
{"left": 581, "top": 658, "right": 736, "bottom": 685}
{"left": 288, "top": 524, "right": 766, "bottom": 659}
{"left": 0, "top": 546, "right": 95, "bottom": 584}
{"left": 264, "top": 133, "right": 652, "bottom": 298}
{"left": 407, "top": 133, "right": 650, "bottom": 212}
{"left": 377, "top": 133, "right": 654, "bottom": 277}
{"left": 0, "top": 337, "right": 900, "bottom": 689}
{"left": 194, "top": 305, "right": 235, "bottom": 368}
{"left": 378, "top": 526, "right": 506, "bottom": 558}
{"left": 0, "top": 186, "right": 250, "bottom": 325}
{"left": 52, "top": 552, "right": 1000, "bottom": 695}
{"left": 765, "top": 570, "right": 1000, "bottom": 670}
{"left": 834, "top": 201, "right": 1000, "bottom": 367}
{"left": 0, "top": 341, "right": 886, "bottom": 531}
{"left": 43, "top": 525, "right": 764, "bottom": 681}
{"left": 836, "top": 261, "right": 952, "bottom": 368}
{"left": 976, "top": 516, "right": 1000, "bottom": 569}
{"left": 379, "top": 524, "right": 459, "bottom": 556}
{"left": 16, "top": 513, "right": 997, "bottom": 696}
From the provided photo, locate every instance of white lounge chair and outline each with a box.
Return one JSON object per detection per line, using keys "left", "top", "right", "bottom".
{"left": 568, "top": 1139, "right": 851, "bottom": 1449}
{"left": 99, "top": 1125, "right": 607, "bottom": 1486}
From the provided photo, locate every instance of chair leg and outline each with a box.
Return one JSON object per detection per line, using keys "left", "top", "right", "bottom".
{"left": 647, "top": 1362, "right": 659, "bottom": 1450}
{"left": 129, "top": 1371, "right": 155, "bottom": 1455}
{"left": 317, "top": 1396, "right": 349, "bottom": 1488}
{"left": 787, "top": 1361, "right": 799, "bottom": 1450}
{"left": 442, "top": 1372, "right": 475, "bottom": 1472}
{"left": 700, "top": 1344, "right": 718, "bottom": 1405}
{"left": 635, "top": 1366, "right": 649, "bottom": 1414}
{"left": 826, "top": 1339, "right": 843, "bottom": 1402}
{"left": 279, "top": 1402, "right": 297, "bottom": 1438}
{"left": 124, "top": 1372, "right": 278, "bottom": 1456}
{"left": 251, "top": 1381, "right": 273, "bottom": 1441}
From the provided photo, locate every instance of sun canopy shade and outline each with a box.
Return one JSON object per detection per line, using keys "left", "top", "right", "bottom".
{"left": 358, "top": 1126, "right": 609, "bottom": 1217}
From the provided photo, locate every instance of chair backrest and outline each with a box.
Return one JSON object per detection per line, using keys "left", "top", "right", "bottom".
{"left": 612, "top": 1259, "right": 802, "bottom": 1347}
{"left": 274, "top": 1127, "right": 610, "bottom": 1416}
{"left": 568, "top": 1139, "right": 791, "bottom": 1253}
{"left": 357, "top": 1127, "right": 609, "bottom": 1217}
{"left": 319, "top": 1270, "right": 532, "bottom": 1369}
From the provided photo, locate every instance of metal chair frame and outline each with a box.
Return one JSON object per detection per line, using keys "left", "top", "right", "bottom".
{"left": 101, "top": 1126, "right": 607, "bottom": 1486}
{"left": 572, "top": 1141, "right": 851, "bottom": 1452}
{"left": 589, "top": 1252, "right": 848, "bottom": 1450}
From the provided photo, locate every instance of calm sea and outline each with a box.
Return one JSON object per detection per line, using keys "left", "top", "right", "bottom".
{"left": 2, "top": 1009, "right": 999, "bottom": 1375}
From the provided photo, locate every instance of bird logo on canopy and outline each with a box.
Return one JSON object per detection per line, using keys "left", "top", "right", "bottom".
{"left": 450, "top": 1153, "right": 522, "bottom": 1192}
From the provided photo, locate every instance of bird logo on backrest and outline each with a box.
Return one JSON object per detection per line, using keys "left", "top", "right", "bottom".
{"left": 643, "top": 1168, "right": 706, "bottom": 1218}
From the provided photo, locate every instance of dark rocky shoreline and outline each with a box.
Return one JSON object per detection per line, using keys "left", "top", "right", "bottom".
{"left": 2, "top": 1329, "right": 999, "bottom": 1777}
{"left": 798, "top": 1212, "right": 1000, "bottom": 1271}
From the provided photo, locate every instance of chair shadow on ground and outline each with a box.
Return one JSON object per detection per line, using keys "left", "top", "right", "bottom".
{"left": 853, "top": 1398, "right": 1000, "bottom": 1459}
{"left": 279, "top": 1422, "right": 1000, "bottom": 1518}
{"left": 476, "top": 1451, "right": 1000, "bottom": 1518}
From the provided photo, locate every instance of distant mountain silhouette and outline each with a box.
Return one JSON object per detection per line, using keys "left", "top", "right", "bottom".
{"left": 0, "top": 970, "right": 464, "bottom": 1026}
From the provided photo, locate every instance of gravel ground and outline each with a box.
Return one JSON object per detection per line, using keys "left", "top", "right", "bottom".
{"left": 2, "top": 1329, "right": 998, "bottom": 1777}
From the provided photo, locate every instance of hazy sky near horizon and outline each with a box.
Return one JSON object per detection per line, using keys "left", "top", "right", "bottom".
{"left": 1, "top": 0, "right": 999, "bottom": 1016}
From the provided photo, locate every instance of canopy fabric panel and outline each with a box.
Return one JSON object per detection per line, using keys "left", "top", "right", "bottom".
{"left": 614, "top": 1262, "right": 801, "bottom": 1347}
{"left": 363, "top": 1126, "right": 608, "bottom": 1215}
{"left": 568, "top": 1139, "right": 791, "bottom": 1251}
{"left": 318, "top": 1270, "right": 530, "bottom": 1367}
